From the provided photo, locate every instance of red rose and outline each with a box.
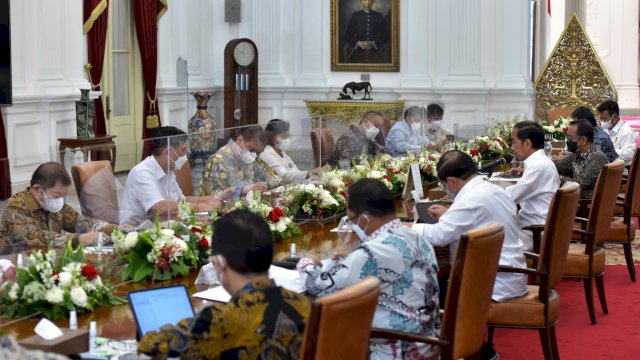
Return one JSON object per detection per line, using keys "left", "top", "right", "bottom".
{"left": 470, "top": 149, "right": 480, "bottom": 156}
{"left": 268, "top": 210, "right": 281, "bottom": 223}
{"left": 81, "top": 264, "right": 98, "bottom": 281}
{"left": 199, "top": 236, "right": 209, "bottom": 248}
{"left": 274, "top": 207, "right": 285, "bottom": 217}
{"left": 383, "top": 175, "right": 391, "bottom": 182}
{"left": 563, "top": 127, "right": 568, "bottom": 133}
{"left": 191, "top": 226, "right": 203, "bottom": 234}
{"left": 340, "top": 191, "right": 347, "bottom": 199}
{"left": 52, "top": 270, "right": 60, "bottom": 285}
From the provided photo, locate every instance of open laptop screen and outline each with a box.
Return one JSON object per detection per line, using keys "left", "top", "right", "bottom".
{"left": 128, "top": 285, "right": 195, "bottom": 337}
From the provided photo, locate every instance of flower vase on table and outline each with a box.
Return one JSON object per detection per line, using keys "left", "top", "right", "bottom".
{"left": 188, "top": 92, "right": 217, "bottom": 161}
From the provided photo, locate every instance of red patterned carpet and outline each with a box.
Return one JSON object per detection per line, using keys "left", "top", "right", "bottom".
{"left": 493, "top": 235, "right": 640, "bottom": 359}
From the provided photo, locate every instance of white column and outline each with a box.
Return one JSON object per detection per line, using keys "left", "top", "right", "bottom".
{"left": 565, "top": 0, "right": 586, "bottom": 23}
{"left": 585, "top": 0, "right": 640, "bottom": 109}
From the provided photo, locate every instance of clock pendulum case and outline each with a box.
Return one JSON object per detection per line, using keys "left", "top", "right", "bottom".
{"left": 224, "top": 38, "right": 258, "bottom": 130}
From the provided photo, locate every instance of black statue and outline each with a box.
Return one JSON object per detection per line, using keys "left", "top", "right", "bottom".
{"left": 337, "top": 92, "right": 353, "bottom": 100}
{"left": 341, "top": 81, "right": 372, "bottom": 100}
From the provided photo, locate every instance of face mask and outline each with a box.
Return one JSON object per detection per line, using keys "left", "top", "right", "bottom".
{"left": 411, "top": 122, "right": 422, "bottom": 133}
{"left": 351, "top": 214, "right": 370, "bottom": 243}
{"left": 431, "top": 120, "right": 443, "bottom": 129}
{"left": 600, "top": 120, "right": 612, "bottom": 130}
{"left": 365, "top": 122, "right": 380, "bottom": 140}
{"left": 277, "top": 137, "right": 291, "bottom": 151}
{"left": 171, "top": 148, "right": 188, "bottom": 170}
{"left": 39, "top": 188, "right": 64, "bottom": 213}
{"left": 240, "top": 149, "right": 257, "bottom": 164}
{"left": 445, "top": 180, "right": 456, "bottom": 201}
{"left": 215, "top": 255, "right": 226, "bottom": 284}
{"left": 566, "top": 139, "right": 578, "bottom": 153}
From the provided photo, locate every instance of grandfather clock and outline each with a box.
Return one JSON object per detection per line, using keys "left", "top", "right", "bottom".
{"left": 224, "top": 38, "right": 258, "bottom": 130}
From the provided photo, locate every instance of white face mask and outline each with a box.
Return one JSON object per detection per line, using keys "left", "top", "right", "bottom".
{"left": 240, "top": 149, "right": 257, "bottom": 164}
{"left": 39, "top": 188, "right": 64, "bottom": 213}
{"left": 431, "top": 120, "right": 443, "bottom": 129}
{"left": 411, "top": 122, "right": 422, "bottom": 133}
{"left": 600, "top": 120, "right": 612, "bottom": 130}
{"left": 365, "top": 122, "right": 380, "bottom": 140}
{"left": 277, "top": 137, "right": 291, "bottom": 151}
{"left": 215, "top": 255, "right": 226, "bottom": 284}
{"left": 171, "top": 148, "right": 188, "bottom": 170}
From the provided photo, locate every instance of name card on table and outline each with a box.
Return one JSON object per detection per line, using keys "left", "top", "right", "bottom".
{"left": 402, "top": 163, "right": 424, "bottom": 201}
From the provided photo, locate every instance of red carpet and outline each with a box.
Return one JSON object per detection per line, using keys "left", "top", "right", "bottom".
{"left": 492, "top": 265, "right": 640, "bottom": 359}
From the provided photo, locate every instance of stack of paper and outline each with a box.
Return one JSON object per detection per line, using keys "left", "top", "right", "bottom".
{"left": 193, "top": 265, "right": 305, "bottom": 303}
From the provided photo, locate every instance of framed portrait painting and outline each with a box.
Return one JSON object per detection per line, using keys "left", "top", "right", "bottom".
{"left": 331, "top": 0, "right": 399, "bottom": 72}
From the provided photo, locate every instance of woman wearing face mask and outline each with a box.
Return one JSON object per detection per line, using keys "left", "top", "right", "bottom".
{"left": 329, "top": 110, "right": 388, "bottom": 167}
{"left": 298, "top": 179, "right": 441, "bottom": 360}
{"left": 260, "top": 119, "right": 329, "bottom": 184}
{"left": 199, "top": 125, "right": 281, "bottom": 196}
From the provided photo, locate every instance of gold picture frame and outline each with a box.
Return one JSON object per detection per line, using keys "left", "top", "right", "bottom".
{"left": 331, "top": 0, "right": 399, "bottom": 72}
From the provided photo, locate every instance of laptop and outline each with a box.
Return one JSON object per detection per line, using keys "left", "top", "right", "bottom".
{"left": 414, "top": 201, "right": 448, "bottom": 224}
{"left": 128, "top": 285, "right": 195, "bottom": 338}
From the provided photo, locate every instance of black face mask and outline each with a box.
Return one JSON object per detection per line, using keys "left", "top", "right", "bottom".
{"left": 566, "top": 139, "right": 578, "bottom": 153}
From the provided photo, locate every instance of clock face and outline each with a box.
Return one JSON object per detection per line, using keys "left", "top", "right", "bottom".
{"left": 233, "top": 42, "right": 255, "bottom": 66}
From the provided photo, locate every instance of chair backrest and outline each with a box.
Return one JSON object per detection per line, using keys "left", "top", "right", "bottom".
{"left": 300, "top": 276, "right": 380, "bottom": 360}
{"left": 174, "top": 160, "right": 194, "bottom": 196}
{"left": 545, "top": 108, "right": 573, "bottom": 123}
{"left": 71, "top": 161, "right": 119, "bottom": 223}
{"left": 587, "top": 159, "right": 625, "bottom": 245}
{"left": 624, "top": 148, "right": 640, "bottom": 215}
{"left": 374, "top": 117, "right": 392, "bottom": 146}
{"left": 310, "top": 128, "right": 335, "bottom": 167}
{"left": 539, "top": 182, "right": 581, "bottom": 288}
{"left": 441, "top": 222, "right": 504, "bottom": 360}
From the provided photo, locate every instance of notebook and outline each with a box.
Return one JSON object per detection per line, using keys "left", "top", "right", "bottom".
{"left": 414, "top": 201, "right": 448, "bottom": 224}
{"left": 128, "top": 285, "right": 195, "bottom": 337}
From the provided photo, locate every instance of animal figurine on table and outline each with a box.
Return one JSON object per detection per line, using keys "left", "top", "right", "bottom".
{"left": 337, "top": 92, "right": 353, "bottom": 100}
{"left": 342, "top": 81, "right": 373, "bottom": 100}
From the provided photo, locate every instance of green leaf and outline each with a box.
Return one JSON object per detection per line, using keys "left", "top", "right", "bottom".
{"left": 121, "top": 266, "right": 131, "bottom": 281}
{"left": 133, "top": 264, "right": 155, "bottom": 282}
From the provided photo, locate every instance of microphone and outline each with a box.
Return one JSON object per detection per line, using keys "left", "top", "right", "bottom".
{"left": 479, "top": 153, "right": 514, "bottom": 173}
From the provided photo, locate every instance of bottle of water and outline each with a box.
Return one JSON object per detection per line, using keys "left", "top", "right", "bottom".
{"left": 89, "top": 321, "right": 97, "bottom": 353}
{"left": 544, "top": 141, "right": 552, "bottom": 156}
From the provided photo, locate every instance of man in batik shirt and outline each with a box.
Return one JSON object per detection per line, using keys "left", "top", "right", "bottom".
{"left": 1, "top": 162, "right": 113, "bottom": 248}
{"left": 199, "top": 125, "right": 280, "bottom": 196}
{"left": 138, "top": 210, "right": 310, "bottom": 359}
{"left": 298, "top": 179, "right": 441, "bottom": 360}
{"left": 555, "top": 120, "right": 609, "bottom": 199}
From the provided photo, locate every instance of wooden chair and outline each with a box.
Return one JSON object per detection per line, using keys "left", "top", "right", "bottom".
{"left": 606, "top": 148, "right": 640, "bottom": 282}
{"left": 299, "top": 276, "right": 380, "bottom": 360}
{"left": 71, "top": 161, "right": 119, "bottom": 224}
{"left": 564, "top": 160, "right": 625, "bottom": 324}
{"left": 369, "top": 223, "right": 505, "bottom": 360}
{"left": 310, "top": 128, "right": 335, "bottom": 167}
{"left": 545, "top": 108, "right": 573, "bottom": 123}
{"left": 487, "top": 182, "right": 580, "bottom": 360}
{"left": 174, "top": 160, "right": 194, "bottom": 196}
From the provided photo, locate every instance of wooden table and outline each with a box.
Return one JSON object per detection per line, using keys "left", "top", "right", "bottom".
{"left": 0, "top": 200, "right": 448, "bottom": 341}
{"left": 58, "top": 135, "right": 117, "bottom": 170}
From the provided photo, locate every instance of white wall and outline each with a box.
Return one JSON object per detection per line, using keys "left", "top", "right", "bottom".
{"left": 4, "top": 0, "right": 534, "bottom": 190}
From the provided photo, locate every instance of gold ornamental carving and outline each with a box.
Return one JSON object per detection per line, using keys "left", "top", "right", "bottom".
{"left": 535, "top": 13, "right": 617, "bottom": 120}
{"left": 304, "top": 100, "right": 405, "bottom": 127}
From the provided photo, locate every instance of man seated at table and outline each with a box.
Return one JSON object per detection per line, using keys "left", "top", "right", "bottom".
{"left": 597, "top": 100, "right": 636, "bottom": 165}
{"left": 298, "top": 179, "right": 441, "bottom": 359}
{"left": 200, "top": 125, "right": 281, "bottom": 196}
{"left": 504, "top": 121, "right": 560, "bottom": 251}
{"left": 138, "top": 210, "right": 311, "bottom": 359}
{"left": 412, "top": 150, "right": 528, "bottom": 303}
{"left": 554, "top": 119, "right": 608, "bottom": 200}
{"left": 329, "top": 110, "right": 387, "bottom": 167}
{"left": 425, "top": 103, "right": 450, "bottom": 145}
{"left": 571, "top": 105, "right": 618, "bottom": 163}
{"left": 120, "top": 126, "right": 229, "bottom": 226}
{"left": 1, "top": 162, "right": 114, "bottom": 248}
{"left": 385, "top": 106, "right": 431, "bottom": 157}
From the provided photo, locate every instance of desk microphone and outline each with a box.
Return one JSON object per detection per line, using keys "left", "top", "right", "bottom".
{"left": 478, "top": 153, "right": 514, "bottom": 173}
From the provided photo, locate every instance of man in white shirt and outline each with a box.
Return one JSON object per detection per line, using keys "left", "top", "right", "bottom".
{"left": 120, "top": 126, "right": 227, "bottom": 226}
{"left": 425, "top": 103, "right": 450, "bottom": 145}
{"left": 505, "top": 121, "right": 560, "bottom": 251}
{"left": 597, "top": 100, "right": 636, "bottom": 165}
{"left": 412, "top": 150, "right": 527, "bottom": 302}
{"left": 385, "top": 106, "right": 431, "bottom": 157}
